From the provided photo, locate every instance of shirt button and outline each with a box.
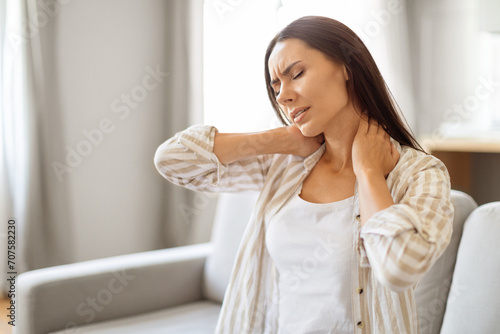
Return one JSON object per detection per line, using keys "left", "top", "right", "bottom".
{"left": 356, "top": 287, "right": 363, "bottom": 294}
{"left": 355, "top": 214, "right": 361, "bottom": 222}
{"left": 357, "top": 321, "right": 364, "bottom": 329}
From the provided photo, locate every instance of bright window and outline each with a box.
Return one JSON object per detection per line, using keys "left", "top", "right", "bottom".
{"left": 203, "top": 0, "right": 415, "bottom": 132}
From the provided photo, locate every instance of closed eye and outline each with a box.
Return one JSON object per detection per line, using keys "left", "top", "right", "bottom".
{"left": 293, "top": 71, "right": 303, "bottom": 79}
{"left": 273, "top": 70, "right": 303, "bottom": 98}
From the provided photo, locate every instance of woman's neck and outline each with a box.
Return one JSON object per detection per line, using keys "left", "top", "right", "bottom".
{"left": 321, "top": 107, "right": 361, "bottom": 173}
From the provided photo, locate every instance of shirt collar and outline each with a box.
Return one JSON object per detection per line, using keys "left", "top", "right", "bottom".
{"left": 303, "top": 143, "right": 326, "bottom": 172}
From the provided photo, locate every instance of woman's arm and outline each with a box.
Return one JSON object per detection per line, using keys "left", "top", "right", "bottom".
{"left": 213, "top": 125, "right": 323, "bottom": 165}
{"left": 356, "top": 170, "right": 395, "bottom": 225}
{"left": 154, "top": 124, "right": 323, "bottom": 192}
{"left": 352, "top": 118, "right": 454, "bottom": 292}
{"left": 213, "top": 128, "right": 289, "bottom": 165}
{"left": 358, "top": 158, "right": 453, "bottom": 292}
{"left": 352, "top": 117, "right": 400, "bottom": 224}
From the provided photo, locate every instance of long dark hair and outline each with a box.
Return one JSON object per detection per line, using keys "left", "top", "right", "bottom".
{"left": 264, "top": 16, "right": 424, "bottom": 152}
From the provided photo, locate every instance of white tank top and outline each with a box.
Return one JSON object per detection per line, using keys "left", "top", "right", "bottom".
{"left": 265, "top": 186, "right": 355, "bottom": 333}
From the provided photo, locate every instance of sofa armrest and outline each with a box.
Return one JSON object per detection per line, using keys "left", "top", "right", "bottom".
{"left": 15, "top": 242, "right": 213, "bottom": 334}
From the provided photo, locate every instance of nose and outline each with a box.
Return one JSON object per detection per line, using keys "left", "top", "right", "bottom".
{"left": 276, "top": 84, "right": 295, "bottom": 106}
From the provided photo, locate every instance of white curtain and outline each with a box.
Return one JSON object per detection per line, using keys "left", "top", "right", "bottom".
{"left": 161, "top": 0, "right": 211, "bottom": 247}
{"left": 0, "top": 0, "right": 74, "bottom": 296}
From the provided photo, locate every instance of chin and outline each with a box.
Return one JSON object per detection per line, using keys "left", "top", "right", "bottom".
{"left": 297, "top": 124, "right": 321, "bottom": 138}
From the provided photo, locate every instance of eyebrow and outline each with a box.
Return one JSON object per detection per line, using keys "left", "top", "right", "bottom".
{"left": 270, "top": 60, "right": 302, "bottom": 86}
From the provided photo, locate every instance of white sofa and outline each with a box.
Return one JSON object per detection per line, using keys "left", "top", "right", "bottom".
{"left": 15, "top": 190, "right": 500, "bottom": 333}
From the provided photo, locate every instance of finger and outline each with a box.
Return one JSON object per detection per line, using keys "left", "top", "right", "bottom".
{"left": 393, "top": 149, "right": 400, "bottom": 165}
{"left": 367, "top": 119, "right": 379, "bottom": 134}
{"left": 391, "top": 142, "right": 399, "bottom": 158}
{"left": 357, "top": 116, "right": 369, "bottom": 135}
{"left": 359, "top": 111, "right": 369, "bottom": 122}
{"left": 317, "top": 133, "right": 325, "bottom": 144}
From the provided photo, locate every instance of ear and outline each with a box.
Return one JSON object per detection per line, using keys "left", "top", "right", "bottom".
{"left": 342, "top": 65, "right": 349, "bottom": 81}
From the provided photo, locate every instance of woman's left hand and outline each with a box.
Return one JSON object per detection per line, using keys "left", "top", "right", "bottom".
{"left": 352, "top": 116, "right": 400, "bottom": 179}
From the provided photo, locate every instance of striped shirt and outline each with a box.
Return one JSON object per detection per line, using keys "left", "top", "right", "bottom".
{"left": 154, "top": 125, "right": 454, "bottom": 334}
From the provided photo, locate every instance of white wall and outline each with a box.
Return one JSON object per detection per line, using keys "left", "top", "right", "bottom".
{"left": 408, "top": 0, "right": 489, "bottom": 137}
{"left": 45, "top": 0, "right": 171, "bottom": 261}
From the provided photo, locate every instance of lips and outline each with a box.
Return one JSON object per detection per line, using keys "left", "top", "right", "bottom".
{"left": 290, "top": 107, "right": 310, "bottom": 121}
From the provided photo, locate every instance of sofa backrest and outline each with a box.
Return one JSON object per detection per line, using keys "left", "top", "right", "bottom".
{"left": 439, "top": 202, "right": 500, "bottom": 334}
{"left": 414, "top": 190, "right": 477, "bottom": 334}
{"left": 202, "top": 191, "right": 260, "bottom": 303}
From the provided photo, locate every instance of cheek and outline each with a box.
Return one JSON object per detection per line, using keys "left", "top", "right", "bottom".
{"left": 325, "top": 77, "right": 350, "bottom": 105}
{"left": 296, "top": 70, "right": 350, "bottom": 110}
{"left": 310, "top": 73, "right": 348, "bottom": 102}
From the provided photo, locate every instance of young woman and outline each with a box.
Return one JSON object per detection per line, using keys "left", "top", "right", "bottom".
{"left": 154, "top": 16, "right": 454, "bottom": 334}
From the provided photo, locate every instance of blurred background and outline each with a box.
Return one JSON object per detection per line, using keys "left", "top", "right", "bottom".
{"left": 0, "top": 0, "right": 499, "bottom": 297}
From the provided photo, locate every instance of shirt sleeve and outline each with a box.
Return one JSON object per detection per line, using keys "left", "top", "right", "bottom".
{"left": 357, "top": 152, "right": 455, "bottom": 292}
{"left": 154, "top": 124, "right": 274, "bottom": 192}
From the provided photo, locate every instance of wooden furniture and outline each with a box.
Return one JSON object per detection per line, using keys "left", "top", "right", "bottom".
{"left": 0, "top": 296, "right": 13, "bottom": 334}
{"left": 421, "top": 136, "right": 500, "bottom": 205}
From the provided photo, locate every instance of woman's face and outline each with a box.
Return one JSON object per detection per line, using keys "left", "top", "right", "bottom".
{"left": 268, "top": 38, "right": 353, "bottom": 137}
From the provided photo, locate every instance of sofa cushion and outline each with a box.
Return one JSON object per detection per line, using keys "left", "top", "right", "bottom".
{"left": 202, "top": 191, "right": 260, "bottom": 303}
{"left": 48, "top": 301, "right": 221, "bottom": 334}
{"left": 415, "top": 190, "right": 477, "bottom": 334}
{"left": 440, "top": 202, "right": 500, "bottom": 334}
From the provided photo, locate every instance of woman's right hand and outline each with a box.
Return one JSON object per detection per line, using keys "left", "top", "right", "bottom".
{"left": 286, "top": 125, "right": 324, "bottom": 157}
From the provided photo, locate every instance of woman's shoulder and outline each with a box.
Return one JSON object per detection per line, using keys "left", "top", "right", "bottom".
{"left": 391, "top": 140, "right": 449, "bottom": 179}
{"left": 388, "top": 142, "right": 452, "bottom": 204}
